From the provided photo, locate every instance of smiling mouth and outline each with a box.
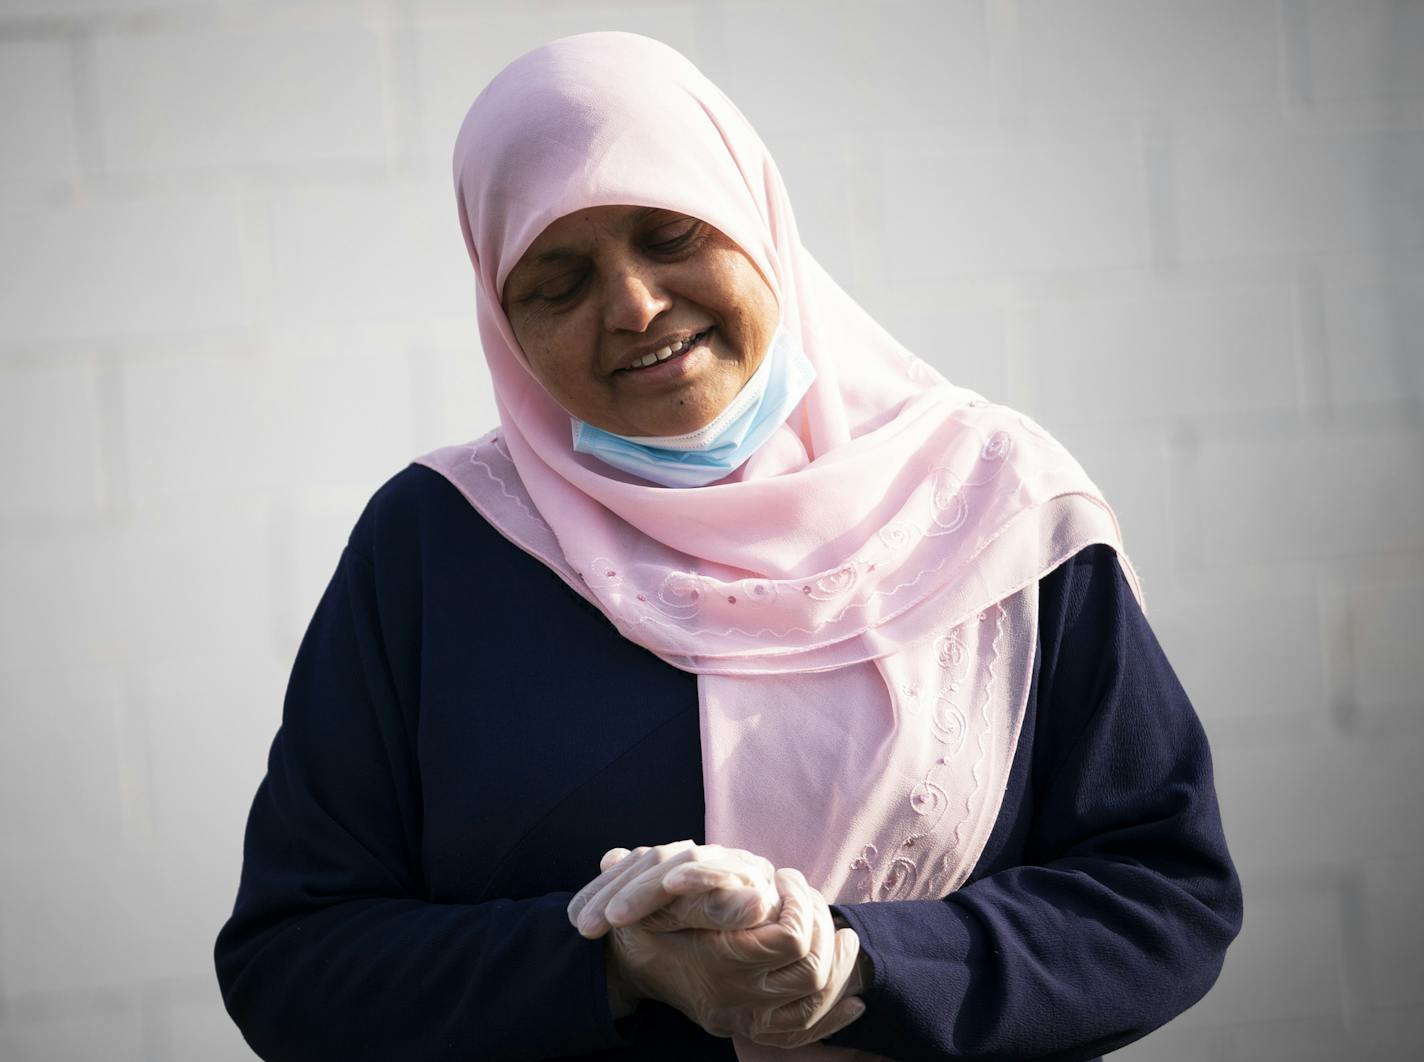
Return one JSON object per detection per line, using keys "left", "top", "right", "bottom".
{"left": 615, "top": 328, "right": 713, "bottom": 373}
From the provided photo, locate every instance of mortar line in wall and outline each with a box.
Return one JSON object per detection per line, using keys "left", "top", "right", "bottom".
{"left": 1336, "top": 868, "right": 1375, "bottom": 1029}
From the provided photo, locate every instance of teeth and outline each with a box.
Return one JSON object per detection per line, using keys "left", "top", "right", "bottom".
{"left": 625, "top": 330, "right": 708, "bottom": 371}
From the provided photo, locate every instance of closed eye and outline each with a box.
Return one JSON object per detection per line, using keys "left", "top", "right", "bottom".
{"left": 647, "top": 222, "right": 701, "bottom": 254}
{"left": 533, "top": 271, "right": 588, "bottom": 302}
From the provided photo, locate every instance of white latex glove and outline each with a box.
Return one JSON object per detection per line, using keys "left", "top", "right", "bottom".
{"left": 607, "top": 866, "right": 866, "bottom": 1047}
{"left": 568, "top": 840, "right": 781, "bottom": 938}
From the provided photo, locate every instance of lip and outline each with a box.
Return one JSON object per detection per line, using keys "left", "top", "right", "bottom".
{"left": 613, "top": 327, "right": 715, "bottom": 384}
{"left": 612, "top": 327, "right": 714, "bottom": 375}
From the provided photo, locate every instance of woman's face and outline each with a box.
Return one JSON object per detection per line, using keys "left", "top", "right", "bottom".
{"left": 501, "top": 205, "right": 780, "bottom": 438}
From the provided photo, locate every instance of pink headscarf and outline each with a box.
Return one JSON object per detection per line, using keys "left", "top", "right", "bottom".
{"left": 418, "top": 31, "right": 1143, "bottom": 1061}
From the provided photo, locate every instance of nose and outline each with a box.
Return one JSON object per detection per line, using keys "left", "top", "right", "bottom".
{"left": 601, "top": 264, "right": 672, "bottom": 334}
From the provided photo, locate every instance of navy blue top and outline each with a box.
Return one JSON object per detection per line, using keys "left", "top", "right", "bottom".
{"left": 214, "top": 463, "right": 1242, "bottom": 1061}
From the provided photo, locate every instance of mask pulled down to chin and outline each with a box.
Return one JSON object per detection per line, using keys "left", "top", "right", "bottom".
{"left": 569, "top": 319, "right": 815, "bottom": 488}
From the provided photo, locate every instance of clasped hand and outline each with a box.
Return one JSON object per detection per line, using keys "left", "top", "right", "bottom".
{"left": 567, "top": 840, "right": 865, "bottom": 1048}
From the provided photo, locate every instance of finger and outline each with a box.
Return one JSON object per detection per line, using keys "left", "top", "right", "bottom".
{"left": 574, "top": 840, "right": 696, "bottom": 936}
{"left": 717, "top": 867, "right": 813, "bottom": 965}
{"left": 661, "top": 862, "right": 759, "bottom": 894}
{"left": 632, "top": 906, "right": 693, "bottom": 934}
{"left": 568, "top": 845, "right": 645, "bottom": 928}
{"left": 599, "top": 847, "right": 633, "bottom": 872}
{"left": 567, "top": 844, "right": 654, "bottom": 934}
{"left": 661, "top": 847, "right": 772, "bottom": 893}
{"left": 573, "top": 843, "right": 668, "bottom": 935}
{"left": 602, "top": 844, "right": 755, "bottom": 926}
{"left": 661, "top": 852, "right": 776, "bottom": 927}
{"left": 802, "top": 993, "right": 867, "bottom": 1043}
{"left": 754, "top": 995, "right": 866, "bottom": 1050}
{"left": 627, "top": 882, "right": 771, "bottom": 933}
{"left": 754, "top": 927, "right": 862, "bottom": 1041}
{"left": 592, "top": 845, "right": 771, "bottom": 934}
{"left": 762, "top": 882, "right": 834, "bottom": 996}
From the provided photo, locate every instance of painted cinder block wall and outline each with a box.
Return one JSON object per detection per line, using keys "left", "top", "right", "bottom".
{"left": 1, "top": 1, "right": 1420, "bottom": 1058}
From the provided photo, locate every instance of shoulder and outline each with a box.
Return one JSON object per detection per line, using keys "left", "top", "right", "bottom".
{"left": 1034, "top": 541, "right": 1189, "bottom": 741}
{"left": 1039, "top": 542, "right": 1137, "bottom": 628}
{"left": 1040, "top": 541, "right": 1125, "bottom": 593}
{"left": 1036, "top": 542, "right": 1149, "bottom": 687}
{"left": 343, "top": 460, "right": 619, "bottom": 640}
{"left": 347, "top": 462, "right": 509, "bottom": 566}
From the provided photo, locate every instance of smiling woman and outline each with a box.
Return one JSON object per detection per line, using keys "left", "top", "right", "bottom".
{"left": 215, "top": 30, "right": 1241, "bottom": 1062}
{"left": 501, "top": 205, "right": 781, "bottom": 439}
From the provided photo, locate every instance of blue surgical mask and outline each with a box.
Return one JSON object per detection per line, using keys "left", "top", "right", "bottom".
{"left": 571, "top": 319, "right": 815, "bottom": 488}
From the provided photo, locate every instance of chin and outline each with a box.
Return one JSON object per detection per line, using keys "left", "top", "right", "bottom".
{"left": 653, "top": 402, "right": 729, "bottom": 437}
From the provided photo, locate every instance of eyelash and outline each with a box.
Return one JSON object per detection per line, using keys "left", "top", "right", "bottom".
{"left": 648, "top": 223, "right": 699, "bottom": 253}
{"left": 531, "top": 224, "right": 701, "bottom": 304}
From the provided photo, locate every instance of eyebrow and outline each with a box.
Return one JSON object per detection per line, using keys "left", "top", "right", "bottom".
{"left": 521, "top": 206, "right": 667, "bottom": 266}
{"left": 525, "top": 249, "right": 583, "bottom": 267}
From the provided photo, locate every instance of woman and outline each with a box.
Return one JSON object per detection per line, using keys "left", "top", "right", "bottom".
{"left": 215, "top": 32, "right": 1242, "bottom": 1062}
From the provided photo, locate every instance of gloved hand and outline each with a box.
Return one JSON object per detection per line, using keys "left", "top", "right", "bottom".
{"left": 605, "top": 865, "right": 866, "bottom": 1048}
{"left": 568, "top": 839, "right": 781, "bottom": 938}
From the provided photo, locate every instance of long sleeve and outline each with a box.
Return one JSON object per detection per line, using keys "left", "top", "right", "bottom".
{"left": 213, "top": 539, "right": 628, "bottom": 1061}
{"left": 824, "top": 544, "right": 1243, "bottom": 1061}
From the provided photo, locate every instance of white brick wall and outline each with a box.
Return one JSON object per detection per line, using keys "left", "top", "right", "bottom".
{"left": 0, "top": 41, "right": 80, "bottom": 182}
{"left": 1012, "top": 0, "right": 1282, "bottom": 114}
{"left": 877, "top": 122, "right": 1153, "bottom": 281}
{"left": 1290, "top": 0, "right": 1424, "bottom": 102}
{"left": 1321, "top": 273, "right": 1424, "bottom": 406}
{"left": 0, "top": 359, "right": 106, "bottom": 520}
{"left": 0, "top": 195, "right": 254, "bottom": 345}
{"left": 1022, "top": 287, "right": 1302, "bottom": 423}
{"left": 1, "top": 1, "right": 1420, "bottom": 1059}
{"left": 1169, "top": 123, "right": 1424, "bottom": 263}
{"left": 94, "top": 23, "right": 391, "bottom": 174}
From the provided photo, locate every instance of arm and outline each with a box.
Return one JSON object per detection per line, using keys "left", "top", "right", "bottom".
{"left": 823, "top": 545, "right": 1244, "bottom": 1061}
{"left": 213, "top": 542, "right": 628, "bottom": 1061}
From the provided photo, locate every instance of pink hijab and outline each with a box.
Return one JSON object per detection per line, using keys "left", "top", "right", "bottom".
{"left": 418, "top": 31, "right": 1143, "bottom": 1061}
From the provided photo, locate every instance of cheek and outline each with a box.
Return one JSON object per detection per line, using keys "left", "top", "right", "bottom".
{"left": 525, "top": 329, "right": 596, "bottom": 398}
{"left": 727, "top": 280, "right": 778, "bottom": 355}
{"left": 696, "top": 265, "right": 754, "bottom": 329}
{"left": 529, "top": 346, "right": 572, "bottom": 391}
{"left": 715, "top": 254, "right": 777, "bottom": 331}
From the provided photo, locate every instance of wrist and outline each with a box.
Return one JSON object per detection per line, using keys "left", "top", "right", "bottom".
{"left": 849, "top": 949, "right": 871, "bottom": 997}
{"left": 831, "top": 912, "right": 871, "bottom": 997}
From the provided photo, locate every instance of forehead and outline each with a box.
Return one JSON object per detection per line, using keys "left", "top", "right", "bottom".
{"left": 543, "top": 203, "right": 658, "bottom": 236}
